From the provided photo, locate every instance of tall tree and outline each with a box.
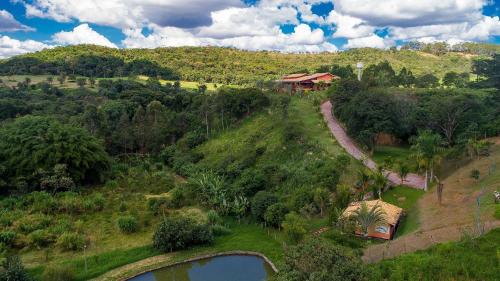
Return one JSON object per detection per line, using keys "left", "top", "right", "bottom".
{"left": 411, "top": 130, "right": 443, "bottom": 191}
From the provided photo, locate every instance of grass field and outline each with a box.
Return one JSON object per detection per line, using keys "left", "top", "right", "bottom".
{"left": 136, "top": 75, "right": 239, "bottom": 91}
{"left": 370, "top": 228, "right": 500, "bottom": 281}
{"left": 382, "top": 186, "right": 425, "bottom": 237}
{"left": 28, "top": 220, "right": 285, "bottom": 281}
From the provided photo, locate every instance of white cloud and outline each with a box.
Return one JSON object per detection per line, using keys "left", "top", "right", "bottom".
{"left": 0, "top": 10, "right": 34, "bottom": 32}
{"left": 343, "top": 34, "right": 393, "bottom": 49}
{"left": 51, "top": 24, "right": 117, "bottom": 48}
{"left": 332, "top": 0, "right": 486, "bottom": 27}
{"left": 0, "top": 35, "right": 52, "bottom": 58}
{"left": 21, "top": 0, "right": 243, "bottom": 29}
{"left": 7, "top": 0, "right": 499, "bottom": 54}
{"left": 327, "top": 10, "right": 374, "bottom": 39}
{"left": 123, "top": 23, "right": 336, "bottom": 52}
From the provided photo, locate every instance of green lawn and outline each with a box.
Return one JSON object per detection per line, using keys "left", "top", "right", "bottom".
{"left": 382, "top": 186, "right": 425, "bottom": 237}
{"left": 28, "top": 220, "right": 285, "bottom": 281}
{"left": 373, "top": 145, "right": 416, "bottom": 172}
{"left": 370, "top": 228, "right": 500, "bottom": 281}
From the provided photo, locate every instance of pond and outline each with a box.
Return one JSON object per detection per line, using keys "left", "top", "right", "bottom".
{"left": 128, "top": 254, "right": 276, "bottom": 281}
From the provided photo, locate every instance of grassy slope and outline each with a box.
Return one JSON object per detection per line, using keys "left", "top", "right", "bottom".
{"left": 6, "top": 45, "right": 476, "bottom": 84}
{"left": 370, "top": 228, "right": 500, "bottom": 281}
{"left": 382, "top": 187, "right": 425, "bottom": 237}
{"left": 195, "top": 96, "right": 361, "bottom": 188}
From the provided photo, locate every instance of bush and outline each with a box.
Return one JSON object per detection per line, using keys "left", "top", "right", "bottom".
{"left": 276, "top": 237, "right": 366, "bottom": 281}
{"left": 117, "top": 216, "right": 139, "bottom": 233}
{"left": 264, "top": 203, "right": 288, "bottom": 228}
{"left": 211, "top": 224, "right": 232, "bottom": 236}
{"left": 153, "top": 216, "right": 213, "bottom": 252}
{"left": 251, "top": 191, "right": 278, "bottom": 222}
{"left": 0, "top": 231, "right": 17, "bottom": 247}
{"left": 0, "top": 256, "right": 32, "bottom": 281}
{"left": 41, "top": 265, "right": 75, "bottom": 281}
{"left": 28, "top": 229, "right": 54, "bottom": 248}
{"left": 56, "top": 232, "right": 85, "bottom": 251}
{"left": 83, "top": 193, "right": 105, "bottom": 212}
{"left": 17, "top": 214, "right": 51, "bottom": 234}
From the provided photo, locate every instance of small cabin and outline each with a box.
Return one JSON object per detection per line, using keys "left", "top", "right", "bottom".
{"left": 341, "top": 200, "right": 403, "bottom": 240}
{"left": 276, "top": 73, "right": 339, "bottom": 92}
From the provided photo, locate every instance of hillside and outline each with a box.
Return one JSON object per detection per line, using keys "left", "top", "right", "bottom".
{"left": 0, "top": 45, "right": 480, "bottom": 85}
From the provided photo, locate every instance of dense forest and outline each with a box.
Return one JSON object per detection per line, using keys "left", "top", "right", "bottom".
{"left": 329, "top": 56, "right": 500, "bottom": 153}
{"left": 0, "top": 44, "right": 490, "bottom": 85}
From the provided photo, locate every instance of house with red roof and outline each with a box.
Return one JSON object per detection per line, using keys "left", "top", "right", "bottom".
{"left": 276, "top": 73, "right": 339, "bottom": 92}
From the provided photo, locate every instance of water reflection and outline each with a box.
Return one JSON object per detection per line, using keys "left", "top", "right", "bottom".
{"left": 128, "top": 255, "right": 274, "bottom": 281}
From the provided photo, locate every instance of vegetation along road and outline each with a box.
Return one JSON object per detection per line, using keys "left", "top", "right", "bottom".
{"left": 321, "top": 101, "right": 425, "bottom": 189}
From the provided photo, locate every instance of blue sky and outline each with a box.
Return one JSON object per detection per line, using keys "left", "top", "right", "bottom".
{"left": 0, "top": 0, "right": 499, "bottom": 58}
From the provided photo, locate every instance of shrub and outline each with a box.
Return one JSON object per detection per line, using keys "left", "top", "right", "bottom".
{"left": 17, "top": 214, "right": 51, "bottom": 234}
{"left": 0, "top": 256, "right": 32, "bottom": 281}
{"left": 282, "top": 212, "right": 307, "bottom": 243}
{"left": 153, "top": 217, "right": 213, "bottom": 252}
{"left": 264, "top": 203, "right": 288, "bottom": 228}
{"left": 0, "top": 231, "right": 17, "bottom": 247}
{"left": 104, "top": 180, "right": 119, "bottom": 189}
{"left": 251, "top": 191, "right": 278, "bottom": 222}
{"left": 117, "top": 216, "right": 139, "bottom": 233}
{"left": 211, "top": 224, "right": 232, "bottom": 236}
{"left": 277, "top": 237, "right": 366, "bottom": 281}
{"left": 56, "top": 192, "right": 83, "bottom": 214}
{"left": 28, "top": 229, "right": 54, "bottom": 248}
{"left": 41, "top": 265, "right": 75, "bottom": 281}
{"left": 83, "top": 193, "right": 105, "bottom": 212}
{"left": 206, "top": 210, "right": 222, "bottom": 226}
{"left": 56, "top": 232, "right": 85, "bottom": 251}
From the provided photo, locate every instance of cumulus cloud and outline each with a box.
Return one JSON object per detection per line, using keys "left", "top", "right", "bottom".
{"left": 21, "top": 0, "right": 243, "bottom": 29}
{"left": 0, "top": 10, "right": 34, "bottom": 32}
{"left": 0, "top": 35, "right": 52, "bottom": 58}
{"left": 123, "top": 23, "right": 336, "bottom": 52}
{"left": 8, "top": 0, "right": 500, "bottom": 53}
{"left": 343, "top": 34, "right": 393, "bottom": 49}
{"left": 333, "top": 0, "right": 486, "bottom": 27}
{"left": 51, "top": 24, "right": 117, "bottom": 48}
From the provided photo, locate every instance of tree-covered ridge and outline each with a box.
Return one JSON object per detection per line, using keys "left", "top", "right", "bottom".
{"left": 0, "top": 44, "right": 482, "bottom": 85}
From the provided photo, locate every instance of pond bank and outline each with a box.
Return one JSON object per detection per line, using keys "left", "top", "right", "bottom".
{"left": 91, "top": 251, "right": 278, "bottom": 281}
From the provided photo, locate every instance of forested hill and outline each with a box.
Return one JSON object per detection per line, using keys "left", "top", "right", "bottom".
{"left": 0, "top": 44, "right": 490, "bottom": 85}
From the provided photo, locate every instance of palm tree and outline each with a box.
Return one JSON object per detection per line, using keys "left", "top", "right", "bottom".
{"left": 357, "top": 168, "right": 371, "bottom": 193}
{"left": 411, "top": 130, "right": 443, "bottom": 191}
{"left": 396, "top": 162, "right": 410, "bottom": 185}
{"left": 352, "top": 203, "right": 386, "bottom": 237}
{"left": 372, "top": 171, "right": 389, "bottom": 198}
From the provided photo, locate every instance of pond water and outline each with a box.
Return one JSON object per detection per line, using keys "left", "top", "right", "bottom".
{"left": 128, "top": 255, "right": 275, "bottom": 281}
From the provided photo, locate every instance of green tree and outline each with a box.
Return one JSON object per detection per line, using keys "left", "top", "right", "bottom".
{"left": 352, "top": 202, "right": 386, "bottom": 237}
{"left": 251, "top": 191, "right": 278, "bottom": 222}
{"left": 0, "top": 116, "right": 110, "bottom": 192}
{"left": 276, "top": 237, "right": 366, "bottom": 281}
{"left": 282, "top": 212, "right": 307, "bottom": 243}
{"left": 0, "top": 256, "right": 32, "bottom": 281}
{"left": 153, "top": 217, "right": 213, "bottom": 252}
{"left": 415, "top": 73, "right": 439, "bottom": 88}
{"left": 264, "top": 203, "right": 288, "bottom": 229}
{"left": 313, "top": 187, "right": 330, "bottom": 216}
{"left": 411, "top": 130, "right": 443, "bottom": 191}
{"left": 396, "top": 162, "right": 410, "bottom": 185}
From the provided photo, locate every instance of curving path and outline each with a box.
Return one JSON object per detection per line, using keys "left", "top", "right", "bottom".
{"left": 320, "top": 101, "right": 425, "bottom": 190}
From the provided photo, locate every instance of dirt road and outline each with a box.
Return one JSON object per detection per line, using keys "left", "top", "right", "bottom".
{"left": 320, "top": 101, "right": 425, "bottom": 189}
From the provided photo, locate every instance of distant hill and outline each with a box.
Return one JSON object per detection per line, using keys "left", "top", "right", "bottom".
{"left": 0, "top": 44, "right": 496, "bottom": 85}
